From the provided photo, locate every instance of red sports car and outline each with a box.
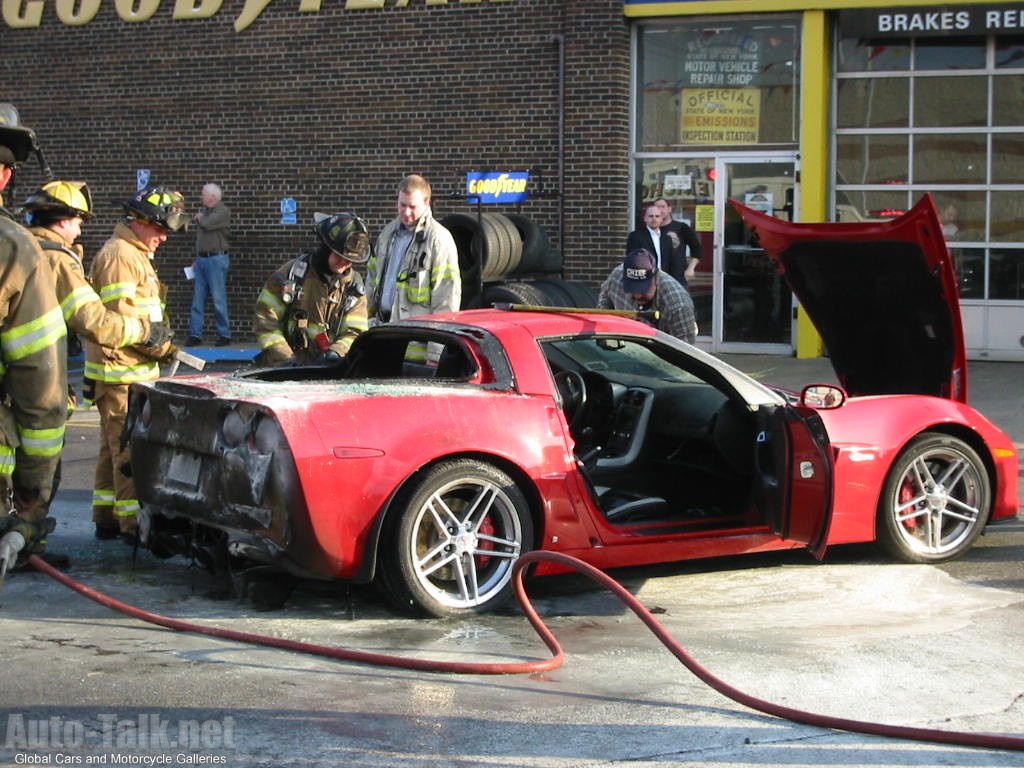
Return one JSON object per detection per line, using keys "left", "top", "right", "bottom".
{"left": 128, "top": 196, "right": 1019, "bottom": 617}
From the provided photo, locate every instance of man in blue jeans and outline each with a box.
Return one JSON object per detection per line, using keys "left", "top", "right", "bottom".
{"left": 187, "top": 182, "right": 232, "bottom": 346}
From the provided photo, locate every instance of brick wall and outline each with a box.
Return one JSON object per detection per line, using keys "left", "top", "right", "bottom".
{"left": 2, "top": 0, "right": 631, "bottom": 341}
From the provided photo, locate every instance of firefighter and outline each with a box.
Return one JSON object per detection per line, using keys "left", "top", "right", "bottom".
{"left": 0, "top": 104, "right": 68, "bottom": 577}
{"left": 254, "top": 212, "right": 370, "bottom": 366}
{"left": 22, "top": 180, "right": 172, "bottom": 416}
{"left": 84, "top": 185, "right": 184, "bottom": 541}
{"left": 367, "top": 174, "right": 460, "bottom": 325}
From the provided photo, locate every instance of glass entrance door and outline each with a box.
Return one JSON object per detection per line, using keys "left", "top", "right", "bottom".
{"left": 714, "top": 157, "right": 798, "bottom": 353}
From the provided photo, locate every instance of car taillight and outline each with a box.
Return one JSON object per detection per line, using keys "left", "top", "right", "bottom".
{"left": 222, "top": 409, "right": 248, "bottom": 448}
{"left": 252, "top": 417, "right": 280, "bottom": 454}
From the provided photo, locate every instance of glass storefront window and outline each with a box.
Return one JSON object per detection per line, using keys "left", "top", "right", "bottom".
{"left": 634, "top": 157, "right": 716, "bottom": 331}
{"left": 989, "top": 191, "right": 1024, "bottom": 243}
{"left": 989, "top": 250, "right": 1024, "bottom": 300}
{"left": 952, "top": 248, "right": 986, "bottom": 299}
{"left": 834, "top": 189, "right": 910, "bottom": 222}
{"left": 835, "top": 32, "right": 1024, "bottom": 318}
{"left": 993, "top": 75, "right": 1024, "bottom": 125}
{"left": 636, "top": 17, "right": 800, "bottom": 151}
{"left": 836, "top": 134, "right": 909, "bottom": 185}
{"left": 934, "top": 191, "right": 986, "bottom": 242}
{"left": 914, "top": 38, "right": 986, "bottom": 70}
{"left": 913, "top": 134, "right": 987, "bottom": 184}
{"left": 836, "top": 39, "right": 910, "bottom": 72}
{"left": 995, "top": 36, "right": 1024, "bottom": 68}
{"left": 913, "top": 75, "right": 987, "bottom": 127}
{"left": 991, "top": 135, "right": 1024, "bottom": 184}
{"left": 835, "top": 78, "right": 909, "bottom": 128}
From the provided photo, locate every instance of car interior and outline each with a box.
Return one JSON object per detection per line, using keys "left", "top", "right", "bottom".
{"left": 242, "top": 331, "right": 493, "bottom": 385}
{"left": 541, "top": 336, "right": 763, "bottom": 532}
{"left": 239, "top": 328, "right": 768, "bottom": 533}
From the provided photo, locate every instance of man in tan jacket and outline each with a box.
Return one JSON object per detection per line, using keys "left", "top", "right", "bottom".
{"left": 0, "top": 104, "right": 68, "bottom": 575}
{"left": 23, "top": 180, "right": 172, "bottom": 416}
{"left": 85, "top": 185, "right": 183, "bottom": 541}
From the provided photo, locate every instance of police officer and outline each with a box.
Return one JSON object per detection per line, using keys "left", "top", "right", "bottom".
{"left": 22, "top": 180, "right": 171, "bottom": 416}
{"left": 254, "top": 212, "right": 370, "bottom": 366}
{"left": 85, "top": 185, "right": 184, "bottom": 541}
{"left": 0, "top": 104, "right": 68, "bottom": 576}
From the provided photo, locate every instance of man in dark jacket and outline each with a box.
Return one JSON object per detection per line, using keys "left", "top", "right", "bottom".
{"left": 626, "top": 203, "right": 686, "bottom": 285}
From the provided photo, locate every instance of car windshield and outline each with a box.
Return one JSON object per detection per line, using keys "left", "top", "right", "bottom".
{"left": 542, "top": 337, "right": 704, "bottom": 384}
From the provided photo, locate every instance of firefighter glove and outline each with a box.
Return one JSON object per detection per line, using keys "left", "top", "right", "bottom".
{"left": 159, "top": 344, "right": 181, "bottom": 365}
{"left": 144, "top": 322, "right": 173, "bottom": 349}
{"left": 0, "top": 530, "right": 25, "bottom": 581}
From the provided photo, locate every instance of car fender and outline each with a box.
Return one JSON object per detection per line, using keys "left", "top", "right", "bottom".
{"left": 264, "top": 386, "right": 597, "bottom": 579}
{"left": 815, "top": 395, "right": 1018, "bottom": 544}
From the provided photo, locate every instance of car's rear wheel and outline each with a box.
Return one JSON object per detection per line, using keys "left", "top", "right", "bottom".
{"left": 380, "top": 459, "right": 533, "bottom": 617}
{"left": 876, "top": 434, "right": 991, "bottom": 563}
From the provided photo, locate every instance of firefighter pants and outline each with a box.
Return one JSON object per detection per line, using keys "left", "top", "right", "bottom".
{"left": 91, "top": 381, "right": 140, "bottom": 534}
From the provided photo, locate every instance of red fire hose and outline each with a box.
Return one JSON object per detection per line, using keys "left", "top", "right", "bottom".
{"left": 29, "top": 550, "right": 1024, "bottom": 752}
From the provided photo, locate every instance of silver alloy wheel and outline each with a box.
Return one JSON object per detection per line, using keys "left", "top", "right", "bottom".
{"left": 879, "top": 434, "right": 991, "bottom": 562}
{"left": 385, "top": 459, "right": 532, "bottom": 616}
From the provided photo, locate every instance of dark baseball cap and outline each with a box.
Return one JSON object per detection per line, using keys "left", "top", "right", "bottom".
{"left": 622, "top": 249, "right": 657, "bottom": 293}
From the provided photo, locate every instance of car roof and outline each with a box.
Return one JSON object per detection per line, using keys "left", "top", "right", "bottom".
{"left": 413, "top": 307, "right": 662, "bottom": 339}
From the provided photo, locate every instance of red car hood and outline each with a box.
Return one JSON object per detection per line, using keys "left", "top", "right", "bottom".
{"left": 732, "top": 194, "right": 968, "bottom": 403}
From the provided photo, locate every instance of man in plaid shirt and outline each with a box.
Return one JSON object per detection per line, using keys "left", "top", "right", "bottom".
{"left": 597, "top": 248, "right": 696, "bottom": 343}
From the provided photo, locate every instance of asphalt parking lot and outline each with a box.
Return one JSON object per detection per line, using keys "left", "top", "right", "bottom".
{"left": 0, "top": 352, "right": 1021, "bottom": 768}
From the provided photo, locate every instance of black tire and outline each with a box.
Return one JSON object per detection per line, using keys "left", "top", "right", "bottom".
{"left": 491, "top": 213, "right": 523, "bottom": 276}
{"left": 479, "top": 281, "right": 549, "bottom": 308}
{"left": 475, "top": 213, "right": 518, "bottom": 280}
{"left": 379, "top": 459, "right": 533, "bottom": 617}
{"left": 534, "top": 278, "right": 598, "bottom": 308}
{"left": 875, "top": 434, "right": 991, "bottom": 564}
{"left": 504, "top": 213, "right": 550, "bottom": 274}
{"left": 531, "top": 278, "right": 575, "bottom": 307}
{"left": 560, "top": 280, "right": 599, "bottom": 307}
{"left": 440, "top": 213, "right": 483, "bottom": 308}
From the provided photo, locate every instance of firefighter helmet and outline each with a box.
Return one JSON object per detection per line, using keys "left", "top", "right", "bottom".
{"left": 23, "top": 180, "right": 94, "bottom": 221}
{"left": 0, "top": 103, "right": 38, "bottom": 166}
{"left": 120, "top": 185, "right": 188, "bottom": 231}
{"left": 313, "top": 212, "right": 370, "bottom": 264}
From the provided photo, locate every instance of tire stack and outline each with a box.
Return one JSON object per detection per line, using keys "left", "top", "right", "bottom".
{"left": 441, "top": 212, "right": 595, "bottom": 309}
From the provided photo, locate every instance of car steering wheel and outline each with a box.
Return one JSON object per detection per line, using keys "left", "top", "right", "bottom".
{"left": 554, "top": 370, "right": 588, "bottom": 430}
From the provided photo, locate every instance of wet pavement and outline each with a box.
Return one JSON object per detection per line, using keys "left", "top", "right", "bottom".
{"left": 0, "top": 351, "right": 1021, "bottom": 767}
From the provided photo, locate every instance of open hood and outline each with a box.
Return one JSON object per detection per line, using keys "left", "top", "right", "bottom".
{"left": 732, "top": 194, "right": 967, "bottom": 403}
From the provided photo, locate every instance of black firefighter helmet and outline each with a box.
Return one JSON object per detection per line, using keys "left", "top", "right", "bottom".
{"left": 313, "top": 211, "right": 370, "bottom": 264}
{"left": 0, "top": 103, "right": 38, "bottom": 166}
{"left": 120, "top": 185, "right": 188, "bottom": 232}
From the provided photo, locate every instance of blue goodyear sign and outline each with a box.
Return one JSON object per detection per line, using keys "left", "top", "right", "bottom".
{"left": 466, "top": 171, "right": 530, "bottom": 204}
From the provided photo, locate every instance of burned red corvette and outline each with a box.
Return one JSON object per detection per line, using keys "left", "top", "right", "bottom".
{"left": 128, "top": 196, "right": 1018, "bottom": 616}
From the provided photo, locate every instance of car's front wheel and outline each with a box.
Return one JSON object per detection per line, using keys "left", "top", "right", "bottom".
{"left": 876, "top": 434, "right": 991, "bottom": 563}
{"left": 380, "top": 459, "right": 533, "bottom": 617}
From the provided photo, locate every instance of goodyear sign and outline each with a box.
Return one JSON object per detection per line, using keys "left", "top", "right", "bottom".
{"left": 466, "top": 171, "right": 529, "bottom": 204}
{"left": 2, "top": 0, "right": 515, "bottom": 34}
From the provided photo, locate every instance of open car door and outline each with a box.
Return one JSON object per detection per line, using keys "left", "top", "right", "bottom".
{"left": 732, "top": 194, "right": 968, "bottom": 403}
{"left": 754, "top": 403, "right": 833, "bottom": 559}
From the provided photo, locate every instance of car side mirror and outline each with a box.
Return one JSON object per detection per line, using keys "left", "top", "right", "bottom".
{"left": 800, "top": 384, "right": 847, "bottom": 409}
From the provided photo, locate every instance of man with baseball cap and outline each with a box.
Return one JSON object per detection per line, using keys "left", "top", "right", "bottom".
{"left": 597, "top": 248, "right": 697, "bottom": 343}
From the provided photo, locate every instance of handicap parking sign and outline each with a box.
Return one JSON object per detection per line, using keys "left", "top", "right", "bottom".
{"left": 281, "top": 197, "right": 297, "bottom": 225}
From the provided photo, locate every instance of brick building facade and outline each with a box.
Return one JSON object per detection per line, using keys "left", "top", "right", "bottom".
{"left": 2, "top": 0, "right": 631, "bottom": 341}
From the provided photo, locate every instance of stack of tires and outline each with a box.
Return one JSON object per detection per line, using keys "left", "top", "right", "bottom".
{"left": 441, "top": 212, "right": 597, "bottom": 309}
